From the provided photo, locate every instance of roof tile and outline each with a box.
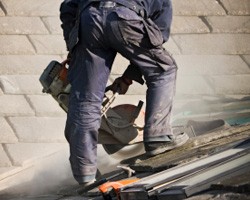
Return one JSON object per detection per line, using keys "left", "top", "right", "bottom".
{"left": 1, "top": 0, "right": 61, "bottom": 16}
{"left": 0, "top": 117, "right": 18, "bottom": 144}
{"left": 212, "top": 75, "right": 250, "bottom": 94}
{"left": 0, "top": 95, "right": 34, "bottom": 116}
{"left": 220, "top": 0, "right": 250, "bottom": 15}
{"left": 0, "top": 75, "right": 42, "bottom": 95}
{"left": 29, "top": 35, "right": 67, "bottom": 55}
{"left": 206, "top": 16, "right": 250, "bottom": 33}
{"left": 0, "top": 35, "right": 35, "bottom": 55}
{"left": 42, "top": 17, "right": 63, "bottom": 35}
{"left": 173, "top": 34, "right": 250, "bottom": 55}
{"left": 0, "top": 55, "right": 62, "bottom": 75}
{"left": 8, "top": 117, "right": 66, "bottom": 143}
{"left": 172, "top": 0, "right": 226, "bottom": 16}
{"left": 172, "top": 16, "right": 210, "bottom": 33}
{"left": 175, "top": 55, "right": 250, "bottom": 75}
{"left": 0, "top": 17, "right": 49, "bottom": 35}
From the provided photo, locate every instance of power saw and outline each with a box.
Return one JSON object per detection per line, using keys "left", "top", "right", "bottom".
{"left": 39, "top": 60, "right": 145, "bottom": 156}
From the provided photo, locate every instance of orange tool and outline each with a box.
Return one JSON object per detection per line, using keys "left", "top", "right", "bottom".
{"left": 99, "top": 178, "right": 139, "bottom": 200}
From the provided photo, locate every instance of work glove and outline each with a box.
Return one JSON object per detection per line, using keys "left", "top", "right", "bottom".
{"left": 110, "top": 77, "right": 133, "bottom": 94}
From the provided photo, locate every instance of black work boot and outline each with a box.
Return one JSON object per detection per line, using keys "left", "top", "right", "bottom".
{"left": 144, "top": 132, "right": 189, "bottom": 156}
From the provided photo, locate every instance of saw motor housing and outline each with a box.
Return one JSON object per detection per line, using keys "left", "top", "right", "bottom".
{"left": 39, "top": 60, "right": 71, "bottom": 112}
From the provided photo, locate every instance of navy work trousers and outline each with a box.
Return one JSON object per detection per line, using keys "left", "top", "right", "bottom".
{"left": 64, "top": 3, "right": 177, "bottom": 184}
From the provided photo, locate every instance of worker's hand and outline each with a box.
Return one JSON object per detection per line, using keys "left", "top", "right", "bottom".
{"left": 110, "top": 77, "right": 133, "bottom": 94}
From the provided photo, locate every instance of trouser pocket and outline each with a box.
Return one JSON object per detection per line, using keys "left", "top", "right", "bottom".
{"left": 142, "top": 18, "right": 163, "bottom": 47}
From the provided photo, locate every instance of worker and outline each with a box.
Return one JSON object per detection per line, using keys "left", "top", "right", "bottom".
{"left": 60, "top": 0, "right": 189, "bottom": 188}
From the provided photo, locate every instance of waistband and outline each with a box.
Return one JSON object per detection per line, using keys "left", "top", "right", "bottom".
{"left": 98, "top": 0, "right": 146, "bottom": 18}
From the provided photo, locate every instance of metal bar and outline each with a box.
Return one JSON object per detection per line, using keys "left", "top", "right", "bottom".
{"left": 120, "top": 139, "right": 250, "bottom": 199}
{"left": 157, "top": 154, "right": 250, "bottom": 199}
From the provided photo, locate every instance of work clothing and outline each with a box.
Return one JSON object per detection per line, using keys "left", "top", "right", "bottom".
{"left": 60, "top": 0, "right": 177, "bottom": 184}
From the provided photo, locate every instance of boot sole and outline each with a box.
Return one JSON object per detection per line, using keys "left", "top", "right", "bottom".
{"left": 146, "top": 133, "right": 189, "bottom": 157}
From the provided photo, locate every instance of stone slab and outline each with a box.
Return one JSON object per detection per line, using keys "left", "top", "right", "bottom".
{"left": 242, "top": 55, "right": 250, "bottom": 67}
{"left": 29, "top": 35, "right": 67, "bottom": 55}
{"left": 4, "top": 143, "right": 66, "bottom": 166}
{"left": 206, "top": 16, "right": 250, "bottom": 33}
{"left": 0, "top": 166, "right": 24, "bottom": 181}
{"left": 0, "top": 17, "right": 48, "bottom": 35}
{"left": 0, "top": 75, "right": 43, "bottom": 95}
{"left": 0, "top": 145, "right": 11, "bottom": 167}
{"left": 8, "top": 117, "right": 66, "bottom": 143}
{"left": 27, "top": 95, "right": 66, "bottom": 117}
{"left": 173, "top": 34, "right": 250, "bottom": 55}
{"left": 0, "top": 95, "right": 34, "bottom": 116}
{"left": 172, "top": 16, "right": 210, "bottom": 34}
{"left": 220, "top": 0, "right": 250, "bottom": 15}
{"left": 42, "top": 17, "right": 63, "bottom": 35}
{"left": 0, "top": 117, "right": 18, "bottom": 144}
{"left": 174, "top": 55, "right": 250, "bottom": 75}
{"left": 111, "top": 54, "right": 130, "bottom": 75}
{"left": 172, "top": 0, "right": 226, "bottom": 16}
{"left": 212, "top": 75, "right": 250, "bottom": 94}
{"left": 176, "top": 75, "right": 214, "bottom": 95}
{"left": 0, "top": 55, "right": 62, "bottom": 75}
{"left": 0, "top": 8, "right": 5, "bottom": 16}
{"left": 0, "top": 35, "right": 35, "bottom": 55}
{"left": 163, "top": 37, "right": 181, "bottom": 55}
{"left": 1, "top": 0, "right": 61, "bottom": 16}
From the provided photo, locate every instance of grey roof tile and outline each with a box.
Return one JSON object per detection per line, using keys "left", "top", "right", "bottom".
{"left": 0, "top": 117, "right": 18, "bottom": 144}
{"left": 42, "top": 17, "right": 63, "bottom": 35}
{"left": 220, "top": 0, "right": 250, "bottom": 15}
{"left": 0, "top": 55, "right": 62, "bottom": 75}
{"left": 212, "top": 75, "right": 250, "bottom": 94}
{"left": 29, "top": 35, "right": 67, "bottom": 55}
{"left": 0, "top": 145, "right": 12, "bottom": 167}
{"left": 27, "top": 95, "right": 66, "bottom": 117}
{"left": 172, "top": 16, "right": 210, "bottom": 34}
{"left": 0, "top": 35, "right": 35, "bottom": 55}
{"left": 175, "top": 55, "right": 250, "bottom": 75}
{"left": 4, "top": 143, "right": 66, "bottom": 166}
{"left": 172, "top": 0, "right": 226, "bottom": 16}
{"left": 0, "top": 95, "right": 34, "bottom": 116}
{"left": 0, "top": 17, "right": 49, "bottom": 35}
{"left": 0, "top": 75, "right": 43, "bottom": 94}
{"left": 8, "top": 117, "right": 66, "bottom": 143}
{"left": 206, "top": 16, "right": 250, "bottom": 33}
{"left": 1, "top": 0, "right": 61, "bottom": 16}
{"left": 172, "top": 34, "right": 250, "bottom": 55}
{"left": 242, "top": 55, "right": 250, "bottom": 67}
{"left": 0, "top": 7, "right": 5, "bottom": 16}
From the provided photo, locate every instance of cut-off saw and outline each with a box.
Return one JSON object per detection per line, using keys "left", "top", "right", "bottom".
{"left": 39, "top": 60, "right": 145, "bottom": 157}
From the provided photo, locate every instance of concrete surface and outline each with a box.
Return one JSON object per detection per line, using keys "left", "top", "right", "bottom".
{"left": 0, "top": 0, "right": 249, "bottom": 198}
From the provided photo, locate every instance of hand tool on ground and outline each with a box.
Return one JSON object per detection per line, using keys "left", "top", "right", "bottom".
{"left": 77, "top": 165, "right": 136, "bottom": 195}
{"left": 99, "top": 178, "right": 140, "bottom": 200}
